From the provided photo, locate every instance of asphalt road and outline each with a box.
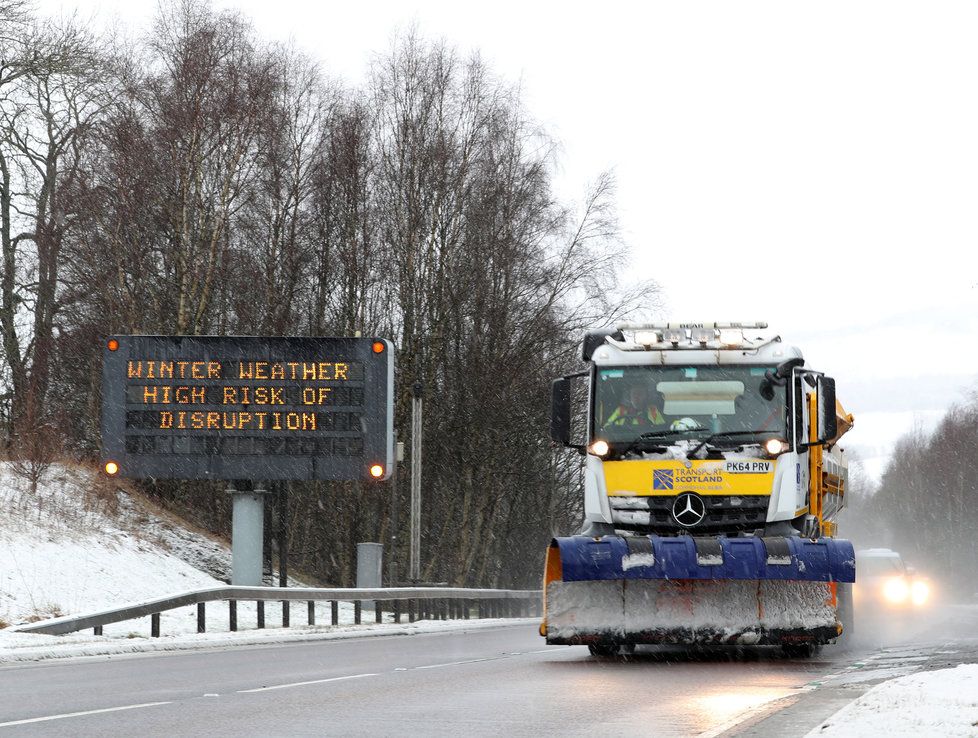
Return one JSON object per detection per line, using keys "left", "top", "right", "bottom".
{"left": 0, "top": 620, "right": 890, "bottom": 737}
{"left": 3, "top": 603, "right": 977, "bottom": 737}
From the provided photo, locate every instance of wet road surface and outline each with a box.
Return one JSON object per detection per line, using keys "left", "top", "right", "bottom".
{"left": 0, "top": 622, "right": 870, "bottom": 736}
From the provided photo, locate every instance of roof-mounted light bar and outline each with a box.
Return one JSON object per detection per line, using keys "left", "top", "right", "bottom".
{"left": 616, "top": 321, "right": 768, "bottom": 331}
{"left": 606, "top": 321, "right": 771, "bottom": 351}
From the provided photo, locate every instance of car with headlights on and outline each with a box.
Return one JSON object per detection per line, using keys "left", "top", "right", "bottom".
{"left": 854, "top": 548, "right": 931, "bottom": 613}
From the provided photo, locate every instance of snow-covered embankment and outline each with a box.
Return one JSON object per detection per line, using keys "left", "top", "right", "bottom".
{"left": 809, "top": 664, "right": 978, "bottom": 737}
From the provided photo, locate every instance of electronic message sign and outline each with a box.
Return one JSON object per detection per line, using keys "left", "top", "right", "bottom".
{"left": 101, "top": 336, "right": 394, "bottom": 481}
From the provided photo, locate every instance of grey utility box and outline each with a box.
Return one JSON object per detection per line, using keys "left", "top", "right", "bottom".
{"left": 357, "top": 542, "right": 384, "bottom": 609}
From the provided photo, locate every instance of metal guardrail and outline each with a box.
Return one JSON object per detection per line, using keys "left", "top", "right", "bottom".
{"left": 13, "top": 586, "right": 542, "bottom": 637}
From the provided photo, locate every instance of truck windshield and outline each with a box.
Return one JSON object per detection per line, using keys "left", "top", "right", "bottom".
{"left": 593, "top": 365, "right": 786, "bottom": 444}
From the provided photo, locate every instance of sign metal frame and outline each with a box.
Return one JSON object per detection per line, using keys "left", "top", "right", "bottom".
{"left": 101, "top": 335, "right": 394, "bottom": 481}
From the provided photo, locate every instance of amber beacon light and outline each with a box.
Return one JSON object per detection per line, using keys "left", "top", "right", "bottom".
{"left": 107, "top": 338, "right": 119, "bottom": 351}
{"left": 369, "top": 463, "right": 385, "bottom": 478}
{"left": 372, "top": 340, "right": 385, "bottom": 354}
{"left": 104, "top": 461, "right": 119, "bottom": 476}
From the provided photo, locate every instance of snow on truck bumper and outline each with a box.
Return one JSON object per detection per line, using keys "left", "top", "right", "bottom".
{"left": 541, "top": 535, "right": 855, "bottom": 646}
{"left": 544, "top": 579, "right": 840, "bottom": 645}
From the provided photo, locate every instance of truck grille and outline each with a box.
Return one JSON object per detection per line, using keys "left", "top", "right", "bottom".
{"left": 610, "top": 494, "right": 770, "bottom": 534}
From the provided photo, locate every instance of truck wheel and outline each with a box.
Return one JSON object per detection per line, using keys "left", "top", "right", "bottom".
{"left": 781, "top": 643, "right": 818, "bottom": 658}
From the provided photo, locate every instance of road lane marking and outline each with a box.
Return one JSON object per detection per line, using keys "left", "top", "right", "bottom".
{"left": 0, "top": 702, "right": 171, "bottom": 728}
{"left": 237, "top": 673, "right": 376, "bottom": 693}
{"left": 403, "top": 648, "right": 564, "bottom": 673}
{"left": 414, "top": 658, "right": 493, "bottom": 670}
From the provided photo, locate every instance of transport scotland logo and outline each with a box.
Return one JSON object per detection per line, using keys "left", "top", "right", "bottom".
{"left": 653, "top": 469, "right": 674, "bottom": 490}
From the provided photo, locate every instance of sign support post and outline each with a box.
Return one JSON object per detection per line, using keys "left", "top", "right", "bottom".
{"left": 230, "top": 481, "right": 266, "bottom": 586}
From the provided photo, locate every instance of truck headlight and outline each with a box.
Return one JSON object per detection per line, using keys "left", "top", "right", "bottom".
{"left": 589, "top": 439, "right": 610, "bottom": 458}
{"left": 764, "top": 438, "right": 788, "bottom": 456}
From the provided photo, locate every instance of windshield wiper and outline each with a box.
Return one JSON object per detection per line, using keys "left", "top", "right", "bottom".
{"left": 687, "top": 430, "right": 775, "bottom": 458}
{"left": 637, "top": 428, "right": 709, "bottom": 440}
{"left": 616, "top": 428, "right": 709, "bottom": 457}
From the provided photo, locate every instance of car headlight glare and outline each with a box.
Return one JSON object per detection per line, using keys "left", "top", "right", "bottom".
{"left": 882, "top": 576, "right": 910, "bottom": 604}
{"left": 911, "top": 580, "right": 930, "bottom": 606}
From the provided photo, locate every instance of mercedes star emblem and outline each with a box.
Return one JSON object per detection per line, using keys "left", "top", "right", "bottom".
{"left": 672, "top": 492, "right": 706, "bottom": 527}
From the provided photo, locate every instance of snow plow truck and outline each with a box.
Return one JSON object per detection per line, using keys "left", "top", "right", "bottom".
{"left": 542, "top": 322, "right": 855, "bottom": 656}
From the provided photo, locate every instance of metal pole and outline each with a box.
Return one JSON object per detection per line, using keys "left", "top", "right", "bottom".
{"left": 262, "top": 483, "right": 273, "bottom": 585}
{"left": 278, "top": 480, "right": 289, "bottom": 588}
{"left": 388, "top": 439, "right": 404, "bottom": 585}
{"left": 410, "top": 382, "right": 423, "bottom": 582}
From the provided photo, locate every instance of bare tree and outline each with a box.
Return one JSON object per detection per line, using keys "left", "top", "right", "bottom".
{"left": 0, "top": 15, "right": 110, "bottom": 457}
{"left": 141, "top": 0, "right": 274, "bottom": 334}
{"left": 227, "top": 43, "right": 333, "bottom": 335}
{"left": 47, "top": 14, "right": 658, "bottom": 588}
{"left": 861, "top": 400, "right": 978, "bottom": 591}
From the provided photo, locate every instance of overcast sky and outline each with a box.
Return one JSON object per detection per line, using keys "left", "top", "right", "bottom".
{"left": 39, "top": 0, "right": 978, "bottom": 475}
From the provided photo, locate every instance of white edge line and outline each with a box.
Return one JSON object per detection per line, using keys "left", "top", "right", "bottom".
{"left": 237, "top": 672, "right": 377, "bottom": 693}
{"left": 0, "top": 701, "right": 172, "bottom": 728}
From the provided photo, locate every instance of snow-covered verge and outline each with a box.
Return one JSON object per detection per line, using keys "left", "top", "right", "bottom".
{"left": 0, "top": 464, "right": 538, "bottom": 662}
{"left": 0, "top": 617, "right": 537, "bottom": 664}
{"left": 808, "top": 664, "right": 978, "bottom": 737}
{"left": 0, "top": 463, "right": 235, "bottom": 629}
{"left": 0, "top": 463, "right": 372, "bottom": 640}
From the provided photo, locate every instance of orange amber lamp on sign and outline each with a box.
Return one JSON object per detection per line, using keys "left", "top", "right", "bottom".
{"left": 369, "top": 464, "right": 384, "bottom": 478}
{"left": 107, "top": 338, "right": 119, "bottom": 351}
{"left": 372, "top": 341, "right": 385, "bottom": 354}
{"left": 104, "top": 461, "right": 119, "bottom": 476}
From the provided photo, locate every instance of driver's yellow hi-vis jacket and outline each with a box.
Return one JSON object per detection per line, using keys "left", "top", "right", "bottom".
{"left": 606, "top": 404, "right": 666, "bottom": 426}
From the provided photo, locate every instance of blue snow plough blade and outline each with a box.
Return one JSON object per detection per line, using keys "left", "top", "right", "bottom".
{"left": 542, "top": 535, "right": 855, "bottom": 647}
{"left": 554, "top": 535, "right": 855, "bottom": 583}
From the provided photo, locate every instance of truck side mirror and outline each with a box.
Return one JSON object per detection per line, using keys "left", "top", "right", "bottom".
{"left": 760, "top": 357, "right": 804, "bottom": 400}
{"left": 551, "top": 377, "right": 572, "bottom": 446}
{"left": 817, "top": 376, "right": 838, "bottom": 443}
